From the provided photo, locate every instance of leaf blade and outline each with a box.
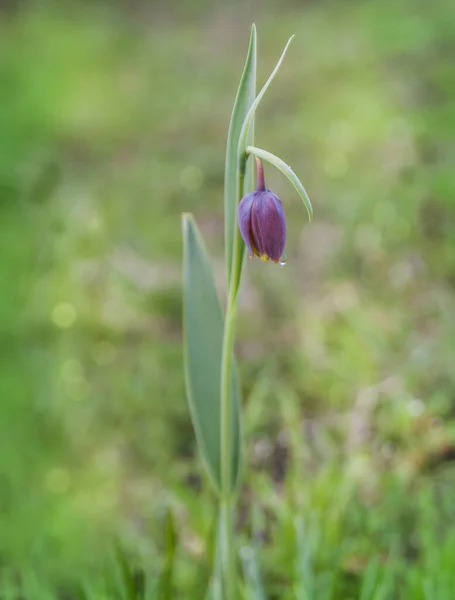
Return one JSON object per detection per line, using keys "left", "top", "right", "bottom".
{"left": 182, "top": 214, "right": 242, "bottom": 493}
{"left": 246, "top": 145, "right": 313, "bottom": 221}
{"left": 224, "top": 24, "right": 257, "bottom": 286}
{"left": 237, "top": 35, "right": 295, "bottom": 157}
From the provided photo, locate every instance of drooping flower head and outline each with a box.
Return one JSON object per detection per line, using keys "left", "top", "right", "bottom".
{"left": 238, "top": 158, "right": 286, "bottom": 263}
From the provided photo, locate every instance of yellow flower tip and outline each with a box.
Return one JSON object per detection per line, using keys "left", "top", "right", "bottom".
{"left": 260, "top": 254, "right": 270, "bottom": 262}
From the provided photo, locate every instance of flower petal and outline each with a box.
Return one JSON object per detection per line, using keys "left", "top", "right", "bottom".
{"left": 253, "top": 191, "right": 286, "bottom": 262}
{"left": 250, "top": 194, "right": 265, "bottom": 257}
{"left": 237, "top": 192, "right": 256, "bottom": 257}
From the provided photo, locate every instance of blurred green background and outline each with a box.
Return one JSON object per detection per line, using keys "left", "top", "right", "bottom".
{"left": 1, "top": 0, "right": 455, "bottom": 597}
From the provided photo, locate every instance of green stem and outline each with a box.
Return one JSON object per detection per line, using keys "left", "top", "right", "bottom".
{"left": 220, "top": 500, "right": 235, "bottom": 600}
{"left": 220, "top": 165, "right": 246, "bottom": 599}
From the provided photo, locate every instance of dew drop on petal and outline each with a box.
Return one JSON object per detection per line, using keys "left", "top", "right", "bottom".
{"left": 279, "top": 253, "right": 287, "bottom": 266}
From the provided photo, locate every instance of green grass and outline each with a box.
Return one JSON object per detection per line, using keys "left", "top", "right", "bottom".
{"left": 1, "top": 0, "right": 455, "bottom": 597}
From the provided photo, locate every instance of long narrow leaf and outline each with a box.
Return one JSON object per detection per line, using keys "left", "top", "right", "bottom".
{"left": 294, "top": 516, "right": 315, "bottom": 600}
{"left": 240, "top": 547, "right": 267, "bottom": 600}
{"left": 246, "top": 145, "right": 313, "bottom": 220}
{"left": 156, "top": 508, "right": 178, "bottom": 600}
{"left": 182, "top": 214, "right": 242, "bottom": 492}
{"left": 237, "top": 36, "right": 295, "bottom": 157}
{"left": 360, "top": 557, "right": 380, "bottom": 600}
{"left": 224, "top": 24, "right": 257, "bottom": 286}
{"left": 114, "top": 544, "right": 145, "bottom": 600}
{"left": 241, "top": 506, "right": 267, "bottom": 600}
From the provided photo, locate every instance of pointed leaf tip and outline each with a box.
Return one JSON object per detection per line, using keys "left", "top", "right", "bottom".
{"left": 237, "top": 34, "right": 295, "bottom": 157}
{"left": 224, "top": 25, "right": 257, "bottom": 285}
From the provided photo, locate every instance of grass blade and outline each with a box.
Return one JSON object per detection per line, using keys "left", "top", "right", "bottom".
{"left": 360, "top": 557, "right": 380, "bottom": 600}
{"left": 224, "top": 24, "right": 257, "bottom": 286}
{"left": 240, "top": 546, "right": 267, "bottom": 600}
{"left": 372, "top": 539, "right": 399, "bottom": 600}
{"left": 241, "top": 506, "right": 267, "bottom": 600}
{"left": 246, "top": 145, "right": 313, "bottom": 220}
{"left": 294, "top": 516, "right": 315, "bottom": 600}
{"left": 114, "top": 545, "right": 145, "bottom": 600}
{"left": 182, "top": 214, "right": 242, "bottom": 492}
{"left": 156, "top": 508, "right": 178, "bottom": 600}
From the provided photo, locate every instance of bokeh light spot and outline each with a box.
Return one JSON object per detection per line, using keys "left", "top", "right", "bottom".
{"left": 87, "top": 214, "right": 103, "bottom": 232}
{"left": 52, "top": 303, "right": 77, "bottom": 329}
{"left": 407, "top": 399, "right": 425, "bottom": 418}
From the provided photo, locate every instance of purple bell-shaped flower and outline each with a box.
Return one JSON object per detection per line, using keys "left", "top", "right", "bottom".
{"left": 238, "top": 158, "right": 287, "bottom": 263}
